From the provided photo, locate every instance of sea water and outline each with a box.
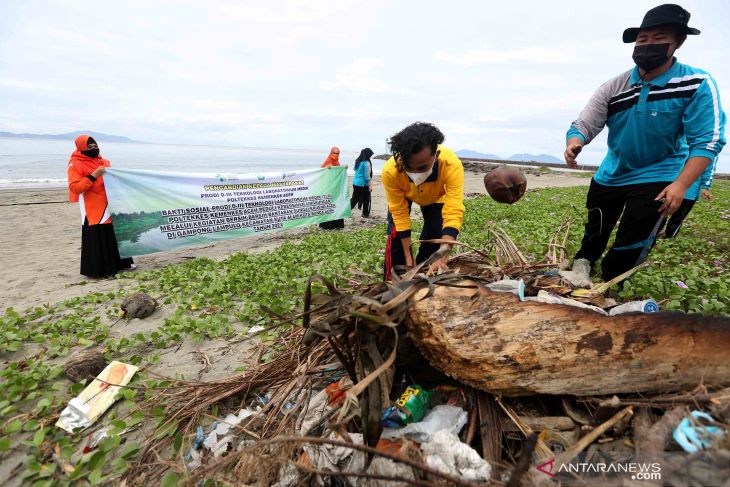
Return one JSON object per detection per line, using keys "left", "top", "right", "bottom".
{"left": 0, "top": 138, "right": 385, "bottom": 188}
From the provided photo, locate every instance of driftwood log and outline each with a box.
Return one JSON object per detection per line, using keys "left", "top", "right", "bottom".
{"left": 406, "top": 280, "right": 730, "bottom": 396}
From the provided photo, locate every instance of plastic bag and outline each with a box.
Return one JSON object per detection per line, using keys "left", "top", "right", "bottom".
{"left": 673, "top": 410, "right": 725, "bottom": 453}
{"left": 384, "top": 405, "right": 468, "bottom": 444}
{"left": 422, "top": 430, "right": 492, "bottom": 481}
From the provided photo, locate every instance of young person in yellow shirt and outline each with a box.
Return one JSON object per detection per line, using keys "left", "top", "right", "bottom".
{"left": 382, "top": 122, "right": 465, "bottom": 279}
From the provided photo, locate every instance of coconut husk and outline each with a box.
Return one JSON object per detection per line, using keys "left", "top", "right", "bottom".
{"left": 121, "top": 292, "right": 157, "bottom": 319}
{"left": 64, "top": 349, "right": 106, "bottom": 382}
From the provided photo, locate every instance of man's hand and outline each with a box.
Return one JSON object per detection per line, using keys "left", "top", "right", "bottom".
{"left": 564, "top": 138, "right": 584, "bottom": 168}
{"left": 701, "top": 188, "right": 712, "bottom": 201}
{"left": 428, "top": 249, "right": 450, "bottom": 274}
{"left": 427, "top": 235, "right": 455, "bottom": 274}
{"left": 91, "top": 167, "right": 106, "bottom": 178}
{"left": 669, "top": 156, "right": 712, "bottom": 213}
{"left": 656, "top": 182, "right": 687, "bottom": 216}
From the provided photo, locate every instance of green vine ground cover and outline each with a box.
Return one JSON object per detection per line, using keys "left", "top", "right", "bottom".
{"left": 1, "top": 182, "right": 728, "bottom": 485}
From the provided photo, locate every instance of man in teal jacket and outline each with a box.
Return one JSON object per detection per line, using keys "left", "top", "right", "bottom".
{"left": 562, "top": 4, "right": 726, "bottom": 285}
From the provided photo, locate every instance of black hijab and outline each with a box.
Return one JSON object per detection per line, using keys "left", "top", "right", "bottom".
{"left": 354, "top": 148, "right": 374, "bottom": 177}
{"left": 81, "top": 136, "right": 100, "bottom": 158}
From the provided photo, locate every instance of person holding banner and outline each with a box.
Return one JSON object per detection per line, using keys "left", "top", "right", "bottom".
{"left": 351, "top": 147, "right": 374, "bottom": 218}
{"left": 382, "top": 122, "right": 464, "bottom": 279}
{"left": 321, "top": 146, "right": 341, "bottom": 168}
{"left": 319, "top": 146, "right": 346, "bottom": 230}
{"left": 67, "top": 135, "right": 134, "bottom": 277}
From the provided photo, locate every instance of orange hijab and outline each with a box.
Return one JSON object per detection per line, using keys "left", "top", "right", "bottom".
{"left": 321, "top": 146, "right": 341, "bottom": 168}
{"left": 67, "top": 135, "right": 110, "bottom": 202}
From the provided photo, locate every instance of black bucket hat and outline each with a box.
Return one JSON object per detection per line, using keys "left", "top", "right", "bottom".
{"left": 623, "top": 4, "right": 700, "bottom": 43}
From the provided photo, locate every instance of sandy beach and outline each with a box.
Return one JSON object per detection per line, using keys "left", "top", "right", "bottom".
{"left": 2, "top": 168, "right": 697, "bottom": 486}
{"left": 0, "top": 168, "right": 592, "bottom": 422}
{"left": 0, "top": 171, "right": 590, "bottom": 312}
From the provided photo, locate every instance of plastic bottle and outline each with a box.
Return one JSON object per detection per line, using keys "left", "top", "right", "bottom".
{"left": 608, "top": 299, "right": 659, "bottom": 316}
{"left": 486, "top": 279, "right": 525, "bottom": 301}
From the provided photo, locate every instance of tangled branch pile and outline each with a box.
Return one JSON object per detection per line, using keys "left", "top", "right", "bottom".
{"left": 122, "top": 226, "right": 730, "bottom": 486}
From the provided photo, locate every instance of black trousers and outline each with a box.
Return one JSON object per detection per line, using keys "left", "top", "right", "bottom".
{"left": 385, "top": 203, "right": 444, "bottom": 277}
{"left": 662, "top": 198, "right": 696, "bottom": 238}
{"left": 81, "top": 220, "right": 134, "bottom": 278}
{"left": 318, "top": 219, "right": 344, "bottom": 230}
{"left": 350, "top": 185, "right": 371, "bottom": 217}
{"left": 574, "top": 179, "right": 669, "bottom": 282}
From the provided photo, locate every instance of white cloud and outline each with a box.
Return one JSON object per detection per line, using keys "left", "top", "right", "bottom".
{"left": 0, "top": 0, "right": 728, "bottom": 169}
{"left": 435, "top": 45, "right": 571, "bottom": 66}
{"left": 320, "top": 58, "right": 390, "bottom": 93}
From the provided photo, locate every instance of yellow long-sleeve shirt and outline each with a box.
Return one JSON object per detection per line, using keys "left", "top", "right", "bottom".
{"left": 382, "top": 145, "right": 465, "bottom": 238}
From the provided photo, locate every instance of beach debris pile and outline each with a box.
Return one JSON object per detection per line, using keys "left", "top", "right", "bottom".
{"left": 107, "top": 225, "right": 730, "bottom": 486}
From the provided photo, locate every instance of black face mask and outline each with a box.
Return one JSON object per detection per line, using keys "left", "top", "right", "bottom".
{"left": 82, "top": 148, "right": 100, "bottom": 158}
{"left": 632, "top": 43, "right": 672, "bottom": 72}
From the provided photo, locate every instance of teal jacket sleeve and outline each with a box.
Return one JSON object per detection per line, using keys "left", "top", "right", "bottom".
{"left": 684, "top": 76, "right": 726, "bottom": 161}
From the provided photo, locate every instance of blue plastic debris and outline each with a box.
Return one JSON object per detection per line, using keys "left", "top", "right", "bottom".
{"left": 673, "top": 411, "right": 725, "bottom": 453}
{"left": 193, "top": 426, "right": 205, "bottom": 450}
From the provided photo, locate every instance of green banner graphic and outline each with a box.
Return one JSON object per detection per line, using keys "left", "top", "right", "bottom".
{"left": 103, "top": 167, "right": 351, "bottom": 257}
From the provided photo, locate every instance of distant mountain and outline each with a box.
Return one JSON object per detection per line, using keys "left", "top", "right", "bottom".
{"left": 456, "top": 149, "right": 502, "bottom": 159}
{"left": 507, "top": 153, "right": 562, "bottom": 163}
{"left": 0, "top": 131, "right": 137, "bottom": 143}
{"left": 456, "top": 150, "right": 563, "bottom": 164}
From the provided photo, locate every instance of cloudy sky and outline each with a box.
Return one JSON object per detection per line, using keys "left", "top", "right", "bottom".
{"left": 1, "top": 0, "right": 728, "bottom": 166}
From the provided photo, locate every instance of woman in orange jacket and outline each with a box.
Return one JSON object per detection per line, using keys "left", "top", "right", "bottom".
{"left": 321, "top": 146, "right": 341, "bottom": 169}
{"left": 382, "top": 122, "right": 464, "bottom": 279}
{"left": 318, "top": 146, "right": 345, "bottom": 230}
{"left": 67, "top": 135, "right": 134, "bottom": 277}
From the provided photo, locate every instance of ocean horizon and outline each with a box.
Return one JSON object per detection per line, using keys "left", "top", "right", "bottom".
{"left": 0, "top": 138, "right": 382, "bottom": 189}
{"left": 1, "top": 136, "right": 728, "bottom": 189}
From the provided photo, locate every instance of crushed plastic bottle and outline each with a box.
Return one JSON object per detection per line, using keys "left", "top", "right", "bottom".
{"left": 609, "top": 299, "right": 659, "bottom": 315}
